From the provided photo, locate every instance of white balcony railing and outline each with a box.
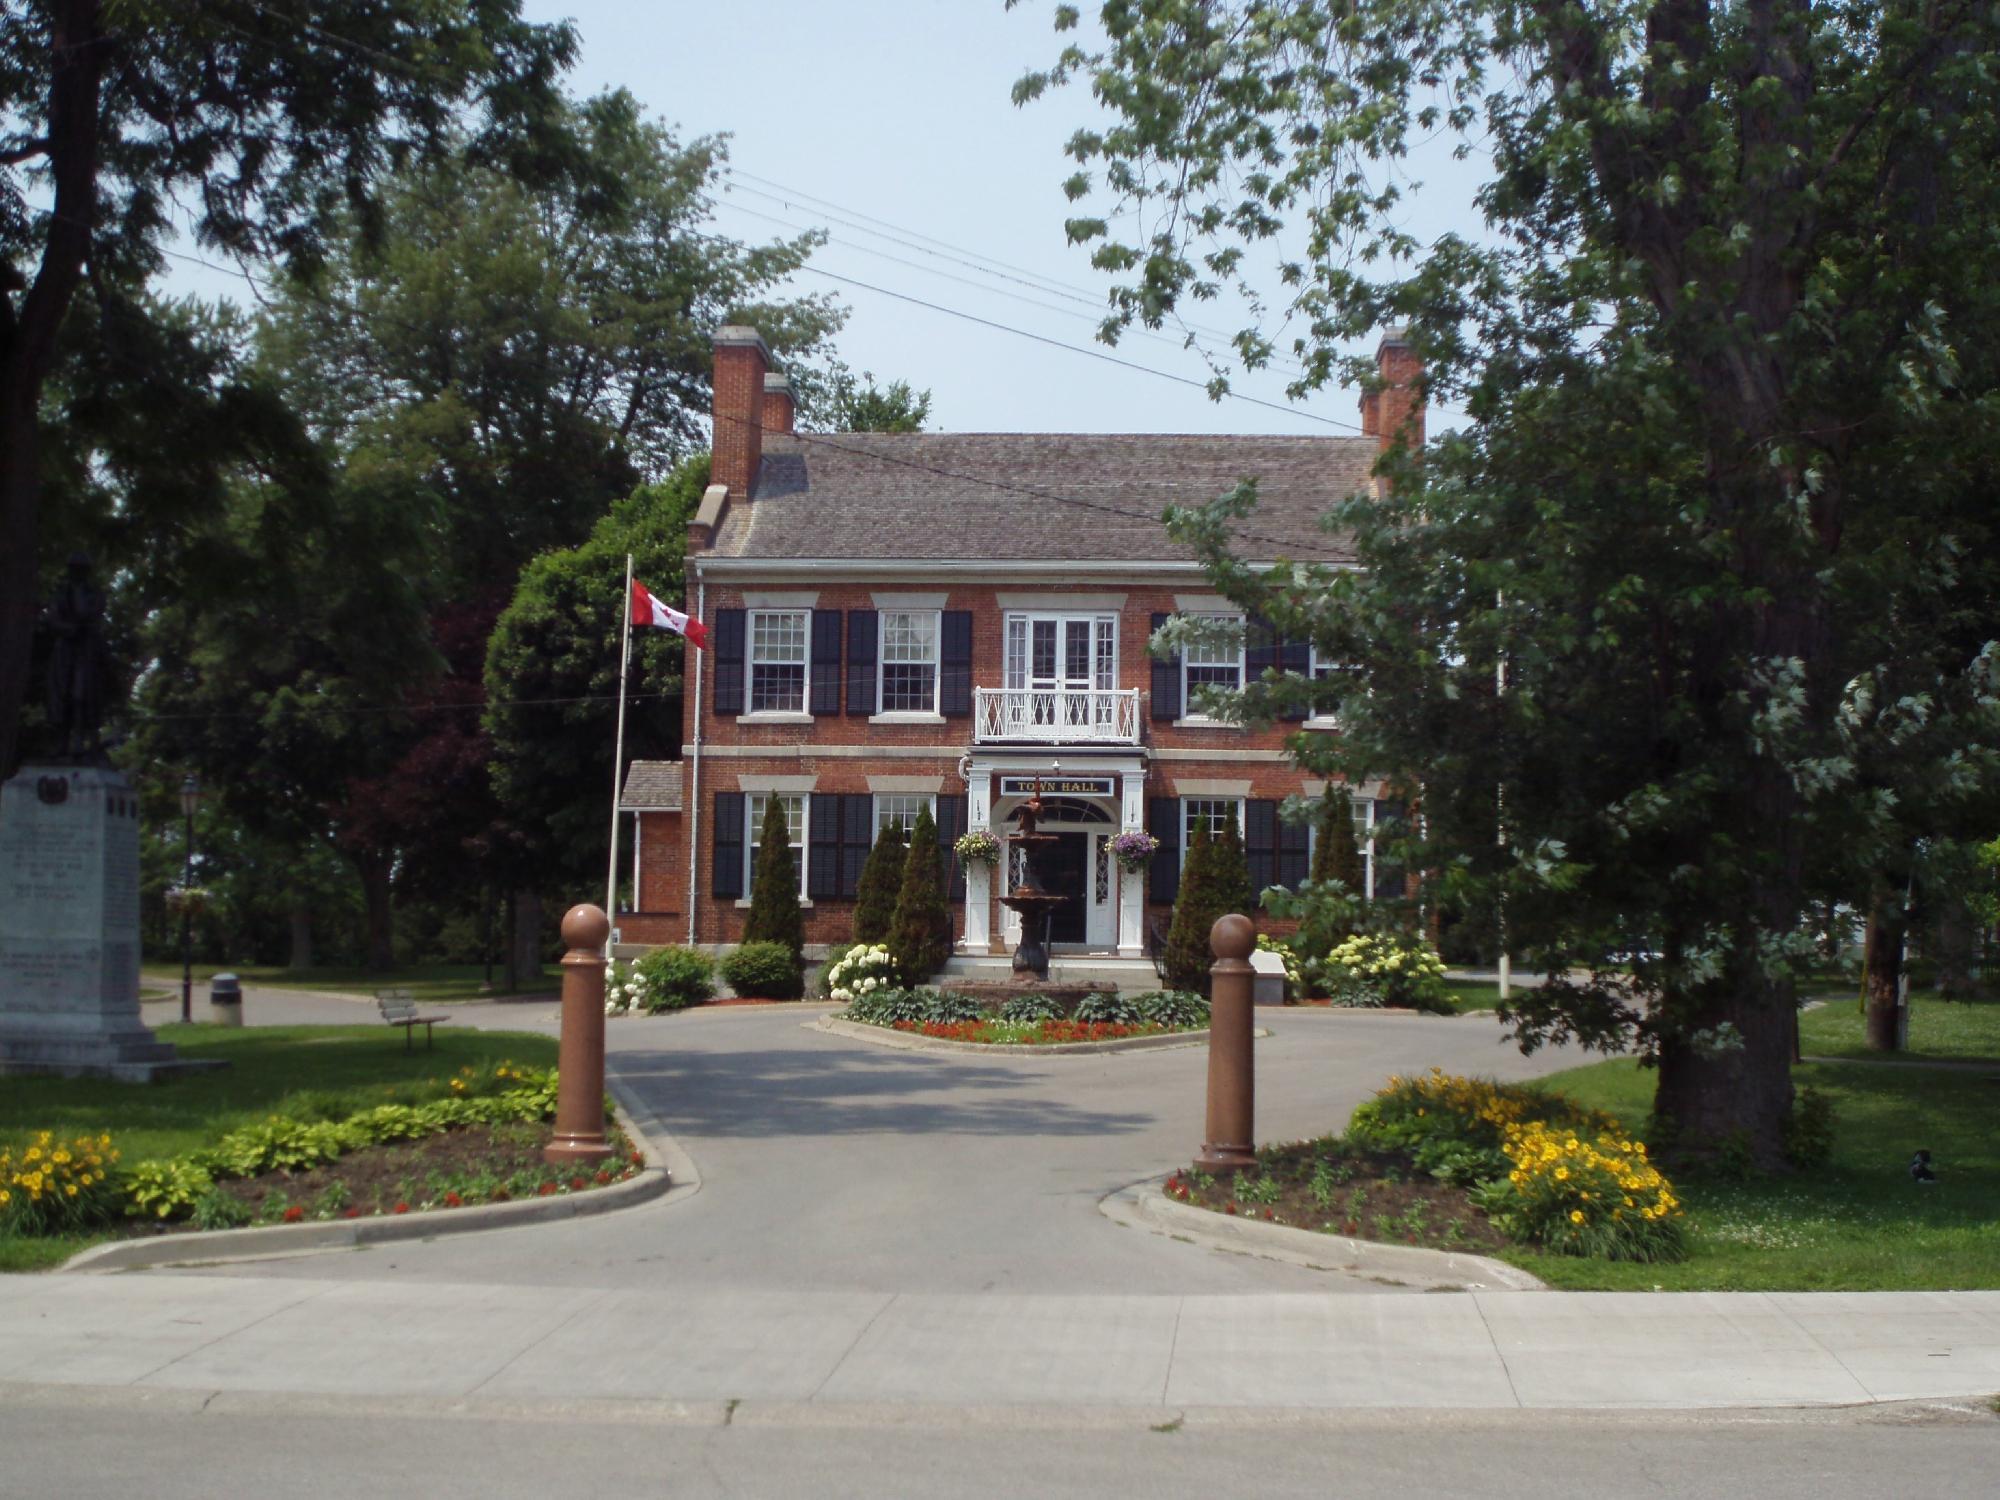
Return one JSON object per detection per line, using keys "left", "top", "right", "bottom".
{"left": 973, "top": 687, "right": 1140, "bottom": 745}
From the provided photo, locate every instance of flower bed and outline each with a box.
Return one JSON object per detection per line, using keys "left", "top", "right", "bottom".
{"left": 889, "top": 1018, "right": 1191, "bottom": 1046}
{"left": 1165, "top": 1068, "right": 1689, "bottom": 1264}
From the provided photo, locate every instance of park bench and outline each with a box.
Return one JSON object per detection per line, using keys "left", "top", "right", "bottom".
{"left": 376, "top": 990, "right": 450, "bottom": 1051}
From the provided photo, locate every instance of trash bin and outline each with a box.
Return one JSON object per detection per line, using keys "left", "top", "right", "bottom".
{"left": 208, "top": 972, "right": 243, "bottom": 1027}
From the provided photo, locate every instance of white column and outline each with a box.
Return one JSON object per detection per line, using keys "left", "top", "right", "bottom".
{"left": 1118, "top": 770, "right": 1145, "bottom": 956}
{"left": 962, "top": 862, "right": 991, "bottom": 953}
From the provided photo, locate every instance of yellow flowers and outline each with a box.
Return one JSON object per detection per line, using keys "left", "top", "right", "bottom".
{"left": 1494, "top": 1119, "right": 1686, "bottom": 1263}
{"left": 2, "top": 1129, "right": 121, "bottom": 1236}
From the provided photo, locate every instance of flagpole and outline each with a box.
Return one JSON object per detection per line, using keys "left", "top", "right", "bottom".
{"left": 605, "top": 553, "right": 635, "bottom": 954}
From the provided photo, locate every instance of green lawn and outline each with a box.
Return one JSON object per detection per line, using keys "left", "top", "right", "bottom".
{"left": 138, "top": 962, "right": 558, "bottom": 1003}
{"left": 1500, "top": 1053, "right": 2000, "bottom": 1291}
{"left": 2, "top": 1023, "right": 557, "bottom": 1272}
{"left": 1445, "top": 980, "right": 1504, "bottom": 1013}
{"left": 1799, "top": 989, "right": 2000, "bottom": 1064}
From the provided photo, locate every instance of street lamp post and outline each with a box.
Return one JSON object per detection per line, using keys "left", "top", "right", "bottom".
{"left": 179, "top": 775, "right": 200, "bottom": 1024}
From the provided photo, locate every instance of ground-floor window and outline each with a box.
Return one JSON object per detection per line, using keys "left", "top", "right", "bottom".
{"left": 1342, "top": 797, "right": 1405, "bottom": 900}
{"left": 1181, "top": 797, "right": 1244, "bottom": 867}
{"left": 746, "top": 792, "right": 807, "bottom": 899}
{"left": 874, "top": 792, "right": 933, "bottom": 839}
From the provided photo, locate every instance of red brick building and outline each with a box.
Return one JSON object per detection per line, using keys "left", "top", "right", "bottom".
{"left": 616, "top": 326, "right": 1421, "bottom": 973}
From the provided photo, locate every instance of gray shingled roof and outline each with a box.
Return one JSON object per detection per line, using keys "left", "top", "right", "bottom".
{"left": 711, "top": 432, "right": 1374, "bottom": 563}
{"left": 618, "top": 760, "right": 683, "bottom": 811}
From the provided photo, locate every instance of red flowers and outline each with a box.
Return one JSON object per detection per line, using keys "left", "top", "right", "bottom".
{"left": 593, "top": 1170, "right": 612, "bottom": 1185}
{"left": 1224, "top": 1201, "right": 1238, "bottom": 1215}
{"left": 569, "top": 1176, "right": 587, "bottom": 1191}
{"left": 391, "top": 1201, "right": 410, "bottom": 1215}
{"left": 629, "top": 1150, "right": 645, "bottom": 1167}
{"left": 1164, "top": 1175, "right": 1192, "bottom": 1202}
{"left": 889, "top": 1018, "right": 1161, "bottom": 1045}
{"left": 343, "top": 1207, "right": 362, "bottom": 1219}
{"left": 537, "top": 1182, "right": 557, "bottom": 1197}
{"left": 443, "top": 1191, "right": 463, "bottom": 1208}
{"left": 281, "top": 1205, "right": 305, "bottom": 1223}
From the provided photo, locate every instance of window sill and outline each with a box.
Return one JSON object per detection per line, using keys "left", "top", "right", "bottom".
{"left": 1302, "top": 716, "right": 1340, "bottom": 730}
{"left": 734, "top": 898, "right": 814, "bottom": 909}
{"left": 1172, "top": 717, "right": 1244, "bottom": 730}
{"left": 738, "top": 711, "right": 814, "bottom": 725}
{"left": 869, "top": 711, "right": 945, "bottom": 725}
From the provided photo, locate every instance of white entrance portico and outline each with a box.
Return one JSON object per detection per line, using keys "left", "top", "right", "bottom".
{"left": 959, "top": 752, "right": 1147, "bottom": 959}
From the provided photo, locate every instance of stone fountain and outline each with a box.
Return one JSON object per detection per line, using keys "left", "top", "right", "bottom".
{"left": 997, "top": 777, "right": 1069, "bottom": 981}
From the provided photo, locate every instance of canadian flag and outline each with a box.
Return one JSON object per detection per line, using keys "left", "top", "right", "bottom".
{"left": 631, "top": 579, "right": 708, "bottom": 649}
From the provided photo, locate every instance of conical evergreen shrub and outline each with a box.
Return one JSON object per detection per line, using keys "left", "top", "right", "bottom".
{"left": 1212, "top": 813, "right": 1254, "bottom": 917}
{"left": 741, "top": 795, "right": 805, "bottom": 984}
{"left": 1164, "top": 815, "right": 1223, "bottom": 993}
{"left": 853, "top": 820, "right": 908, "bottom": 943}
{"left": 887, "top": 807, "right": 952, "bottom": 984}
{"left": 1312, "top": 783, "right": 1365, "bottom": 896}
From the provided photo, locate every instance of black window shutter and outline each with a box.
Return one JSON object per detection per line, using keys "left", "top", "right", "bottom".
{"left": 840, "top": 794, "right": 873, "bottom": 898}
{"left": 1278, "top": 805, "right": 1311, "bottom": 889}
{"left": 939, "top": 611, "right": 973, "bottom": 716}
{"left": 936, "top": 794, "right": 967, "bottom": 899}
{"left": 1149, "top": 612, "right": 1181, "bottom": 721}
{"left": 1149, "top": 796, "right": 1180, "bottom": 904}
{"left": 1246, "top": 799, "right": 1278, "bottom": 895}
{"left": 810, "top": 610, "right": 843, "bottom": 715}
{"left": 711, "top": 610, "right": 746, "bottom": 716}
{"left": 808, "top": 793, "right": 840, "bottom": 900}
{"left": 1279, "top": 637, "right": 1312, "bottom": 720}
{"left": 713, "top": 791, "right": 745, "bottom": 898}
{"left": 846, "top": 610, "right": 877, "bottom": 716}
{"left": 1247, "top": 617, "right": 1278, "bottom": 682}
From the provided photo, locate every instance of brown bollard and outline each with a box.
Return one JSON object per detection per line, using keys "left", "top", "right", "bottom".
{"left": 1196, "top": 913, "right": 1257, "bottom": 1173}
{"left": 545, "top": 903, "right": 615, "bottom": 1166}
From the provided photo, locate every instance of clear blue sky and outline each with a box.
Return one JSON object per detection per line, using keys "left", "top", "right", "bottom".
{"left": 173, "top": 2, "right": 1478, "bottom": 437}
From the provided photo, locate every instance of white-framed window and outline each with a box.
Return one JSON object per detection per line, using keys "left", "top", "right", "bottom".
{"left": 873, "top": 792, "right": 934, "bottom": 840}
{"left": 1181, "top": 797, "right": 1244, "bottom": 868}
{"left": 1181, "top": 614, "right": 1244, "bottom": 718}
{"left": 878, "top": 610, "right": 939, "bottom": 714}
{"left": 748, "top": 609, "right": 808, "bottom": 714}
{"left": 746, "top": 791, "right": 807, "bottom": 899}
{"left": 1343, "top": 797, "right": 1404, "bottom": 901}
{"left": 1307, "top": 646, "right": 1343, "bottom": 722}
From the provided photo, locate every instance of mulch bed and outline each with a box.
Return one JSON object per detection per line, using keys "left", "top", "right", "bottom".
{"left": 121, "top": 1121, "right": 641, "bottom": 1237}
{"left": 1166, "top": 1142, "right": 1511, "bottom": 1254}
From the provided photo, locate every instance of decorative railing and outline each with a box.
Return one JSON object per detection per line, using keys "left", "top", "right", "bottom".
{"left": 973, "top": 687, "right": 1140, "bottom": 744}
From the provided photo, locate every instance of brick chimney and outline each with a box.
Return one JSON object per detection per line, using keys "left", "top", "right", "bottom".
{"left": 711, "top": 326, "right": 770, "bottom": 499}
{"left": 761, "top": 372, "right": 796, "bottom": 435}
{"left": 1369, "top": 328, "right": 1425, "bottom": 453}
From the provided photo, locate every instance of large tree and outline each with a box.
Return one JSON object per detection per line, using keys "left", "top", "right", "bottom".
{"left": 1024, "top": 1, "right": 2000, "bottom": 1164}
{"left": 0, "top": 0, "right": 574, "bottom": 775}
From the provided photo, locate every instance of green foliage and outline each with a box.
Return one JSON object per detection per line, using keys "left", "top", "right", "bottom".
{"left": 1318, "top": 931, "right": 1454, "bottom": 1013}
{"left": 633, "top": 945, "right": 716, "bottom": 1012}
{"left": 853, "top": 822, "right": 909, "bottom": 944}
{"left": 1074, "top": 991, "right": 1144, "bottom": 1026}
{"left": 1163, "top": 817, "right": 1223, "bottom": 993}
{"left": 189, "top": 1191, "right": 255, "bottom": 1232}
{"left": 1022, "top": 1, "right": 2000, "bottom": 1165}
{"left": 123, "top": 1158, "right": 215, "bottom": 1223}
{"left": 887, "top": 808, "right": 951, "bottom": 985}
{"left": 1134, "top": 990, "right": 1210, "bottom": 1028}
{"left": 720, "top": 941, "right": 805, "bottom": 1001}
{"left": 814, "top": 942, "right": 860, "bottom": 999}
{"left": 1782, "top": 1086, "right": 1838, "bottom": 1172}
{"left": 1310, "top": 787, "right": 1364, "bottom": 910}
{"left": 1210, "top": 817, "right": 1254, "bottom": 918}
{"left": 843, "top": 987, "right": 936, "bottom": 1027}
{"left": 819, "top": 369, "right": 933, "bottom": 433}
{"left": 742, "top": 795, "right": 806, "bottom": 963}
{"left": 998, "top": 993, "right": 1062, "bottom": 1023}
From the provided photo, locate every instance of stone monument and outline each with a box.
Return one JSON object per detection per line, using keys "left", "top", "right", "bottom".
{"left": 0, "top": 558, "right": 217, "bottom": 1080}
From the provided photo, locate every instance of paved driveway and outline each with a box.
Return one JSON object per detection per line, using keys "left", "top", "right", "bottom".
{"left": 169, "top": 1000, "right": 1586, "bottom": 1295}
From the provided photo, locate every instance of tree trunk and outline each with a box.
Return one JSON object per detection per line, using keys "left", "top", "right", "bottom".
{"left": 1934, "top": 897, "right": 1977, "bottom": 1002}
{"left": 507, "top": 888, "right": 544, "bottom": 991}
{"left": 1651, "top": 955, "right": 1798, "bottom": 1171}
{"left": 357, "top": 855, "right": 395, "bottom": 972}
{"left": 1863, "top": 896, "right": 1907, "bottom": 1051}
{"left": 287, "top": 900, "right": 314, "bottom": 970}
{"left": 0, "top": 383, "right": 40, "bottom": 779}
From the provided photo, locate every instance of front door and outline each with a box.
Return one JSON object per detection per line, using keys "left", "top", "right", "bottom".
{"left": 1040, "top": 832, "right": 1089, "bottom": 943}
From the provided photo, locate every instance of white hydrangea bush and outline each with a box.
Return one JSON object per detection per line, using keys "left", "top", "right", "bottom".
{"left": 606, "top": 961, "right": 652, "bottom": 1017}
{"left": 826, "top": 943, "right": 896, "bottom": 1004}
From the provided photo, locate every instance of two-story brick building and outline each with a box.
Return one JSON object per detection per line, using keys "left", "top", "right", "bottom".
{"left": 614, "top": 326, "right": 1421, "bottom": 974}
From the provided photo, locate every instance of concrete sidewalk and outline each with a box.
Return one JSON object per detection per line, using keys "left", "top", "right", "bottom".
{"left": 6, "top": 1273, "right": 1998, "bottom": 1412}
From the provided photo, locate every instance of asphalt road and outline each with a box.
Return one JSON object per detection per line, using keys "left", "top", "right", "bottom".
{"left": 3, "top": 1385, "right": 1995, "bottom": 1500}
{"left": 164, "top": 1000, "right": 1585, "bottom": 1295}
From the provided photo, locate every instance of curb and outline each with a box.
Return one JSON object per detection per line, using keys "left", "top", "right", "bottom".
{"left": 1099, "top": 1175, "right": 1546, "bottom": 1293}
{"left": 811, "top": 1015, "right": 1270, "bottom": 1056}
{"left": 59, "top": 1087, "right": 695, "bottom": 1275}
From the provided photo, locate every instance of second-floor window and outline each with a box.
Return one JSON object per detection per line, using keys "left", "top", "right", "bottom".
{"left": 879, "top": 610, "right": 939, "bottom": 713}
{"left": 1182, "top": 614, "right": 1245, "bottom": 717}
{"left": 749, "top": 609, "right": 808, "bottom": 713}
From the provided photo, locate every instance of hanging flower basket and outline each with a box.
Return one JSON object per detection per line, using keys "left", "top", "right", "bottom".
{"left": 163, "top": 886, "right": 211, "bottom": 919}
{"left": 954, "top": 830, "right": 1002, "bottom": 865}
{"left": 1108, "top": 830, "right": 1160, "bottom": 872}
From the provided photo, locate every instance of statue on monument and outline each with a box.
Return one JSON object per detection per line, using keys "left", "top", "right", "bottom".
{"left": 43, "top": 552, "right": 108, "bottom": 764}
